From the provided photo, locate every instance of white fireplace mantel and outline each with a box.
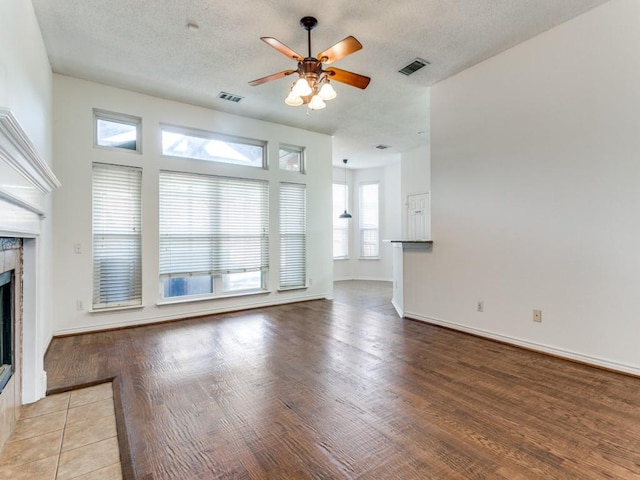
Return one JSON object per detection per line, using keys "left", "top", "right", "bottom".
{"left": 0, "top": 107, "right": 60, "bottom": 217}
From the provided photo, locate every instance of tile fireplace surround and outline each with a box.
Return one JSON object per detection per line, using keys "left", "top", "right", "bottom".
{"left": 0, "top": 239, "right": 23, "bottom": 449}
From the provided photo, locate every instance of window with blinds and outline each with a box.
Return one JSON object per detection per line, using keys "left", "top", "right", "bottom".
{"left": 92, "top": 163, "right": 142, "bottom": 309}
{"left": 279, "top": 183, "right": 306, "bottom": 289}
{"left": 359, "top": 182, "right": 379, "bottom": 258}
{"left": 159, "top": 171, "right": 269, "bottom": 298}
{"left": 332, "top": 183, "right": 349, "bottom": 259}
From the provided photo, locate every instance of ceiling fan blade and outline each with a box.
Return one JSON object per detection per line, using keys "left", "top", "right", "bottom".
{"left": 325, "top": 67, "right": 370, "bottom": 89}
{"left": 317, "top": 36, "right": 362, "bottom": 64}
{"left": 261, "top": 37, "right": 303, "bottom": 61}
{"left": 248, "top": 69, "right": 296, "bottom": 86}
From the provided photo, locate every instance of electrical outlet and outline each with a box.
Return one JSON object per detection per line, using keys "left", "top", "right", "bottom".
{"left": 76, "top": 300, "right": 83, "bottom": 311}
{"left": 533, "top": 309, "right": 542, "bottom": 322}
{"left": 74, "top": 243, "right": 82, "bottom": 254}
{"left": 477, "top": 301, "right": 484, "bottom": 312}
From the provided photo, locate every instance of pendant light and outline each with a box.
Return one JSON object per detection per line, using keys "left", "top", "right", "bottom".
{"left": 339, "top": 158, "right": 352, "bottom": 219}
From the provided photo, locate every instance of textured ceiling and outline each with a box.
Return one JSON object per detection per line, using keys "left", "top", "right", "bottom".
{"left": 31, "top": 0, "right": 610, "bottom": 169}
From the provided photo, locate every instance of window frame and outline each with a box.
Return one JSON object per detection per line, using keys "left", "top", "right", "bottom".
{"left": 158, "top": 170, "right": 270, "bottom": 303}
{"left": 93, "top": 109, "right": 142, "bottom": 154}
{"left": 279, "top": 182, "right": 307, "bottom": 290}
{"left": 358, "top": 181, "right": 380, "bottom": 260}
{"left": 278, "top": 144, "right": 306, "bottom": 173}
{"left": 91, "top": 162, "right": 143, "bottom": 310}
{"left": 160, "top": 123, "right": 267, "bottom": 169}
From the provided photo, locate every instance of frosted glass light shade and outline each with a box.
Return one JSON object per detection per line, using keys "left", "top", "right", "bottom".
{"left": 285, "top": 92, "right": 303, "bottom": 106}
{"left": 318, "top": 82, "right": 337, "bottom": 100}
{"left": 291, "top": 78, "right": 312, "bottom": 96}
{"left": 308, "top": 95, "right": 326, "bottom": 110}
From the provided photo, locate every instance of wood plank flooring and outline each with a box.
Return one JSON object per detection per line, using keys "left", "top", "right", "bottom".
{"left": 45, "top": 280, "right": 640, "bottom": 479}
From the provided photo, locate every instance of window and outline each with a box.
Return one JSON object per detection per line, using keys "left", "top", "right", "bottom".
{"left": 161, "top": 124, "right": 265, "bottom": 168}
{"left": 359, "top": 182, "right": 379, "bottom": 258}
{"left": 280, "top": 183, "right": 306, "bottom": 289}
{"left": 279, "top": 145, "right": 305, "bottom": 172}
{"left": 94, "top": 109, "right": 141, "bottom": 153}
{"left": 159, "top": 171, "right": 269, "bottom": 299}
{"left": 92, "top": 163, "right": 142, "bottom": 309}
{"left": 333, "top": 183, "right": 349, "bottom": 259}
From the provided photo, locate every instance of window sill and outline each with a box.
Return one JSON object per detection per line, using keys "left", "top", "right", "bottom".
{"left": 156, "top": 289, "right": 270, "bottom": 306}
{"left": 93, "top": 144, "right": 142, "bottom": 155}
{"left": 333, "top": 257, "right": 350, "bottom": 261}
{"left": 277, "top": 285, "right": 308, "bottom": 292}
{"left": 89, "top": 304, "right": 144, "bottom": 314}
{"left": 358, "top": 257, "right": 380, "bottom": 261}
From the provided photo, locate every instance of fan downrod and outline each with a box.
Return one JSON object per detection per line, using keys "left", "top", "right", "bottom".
{"left": 299, "top": 17, "right": 318, "bottom": 58}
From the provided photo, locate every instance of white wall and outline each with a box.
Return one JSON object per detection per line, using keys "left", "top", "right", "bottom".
{"left": 405, "top": 0, "right": 640, "bottom": 374}
{"left": 401, "top": 144, "right": 431, "bottom": 238}
{"left": 0, "top": 0, "right": 52, "bottom": 156}
{"left": 0, "top": 0, "right": 54, "bottom": 402}
{"left": 332, "top": 163, "right": 401, "bottom": 282}
{"left": 383, "top": 161, "right": 402, "bottom": 263}
{"left": 52, "top": 75, "right": 333, "bottom": 334}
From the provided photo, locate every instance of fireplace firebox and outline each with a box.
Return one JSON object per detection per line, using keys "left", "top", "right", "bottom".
{"left": 0, "top": 270, "right": 13, "bottom": 392}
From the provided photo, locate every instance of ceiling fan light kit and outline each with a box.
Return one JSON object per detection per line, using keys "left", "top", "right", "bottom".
{"left": 249, "top": 16, "right": 370, "bottom": 111}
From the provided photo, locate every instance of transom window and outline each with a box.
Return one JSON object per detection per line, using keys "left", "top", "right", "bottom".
{"left": 161, "top": 124, "right": 266, "bottom": 168}
{"left": 279, "top": 145, "right": 305, "bottom": 172}
{"left": 94, "top": 109, "right": 141, "bottom": 153}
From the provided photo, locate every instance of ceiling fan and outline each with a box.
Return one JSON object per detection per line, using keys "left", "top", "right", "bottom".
{"left": 248, "top": 16, "right": 370, "bottom": 110}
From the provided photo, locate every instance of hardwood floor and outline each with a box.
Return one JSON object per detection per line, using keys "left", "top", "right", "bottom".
{"left": 45, "top": 281, "right": 640, "bottom": 479}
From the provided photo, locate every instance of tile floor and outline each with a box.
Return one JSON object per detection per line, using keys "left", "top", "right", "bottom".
{"left": 0, "top": 382, "right": 123, "bottom": 479}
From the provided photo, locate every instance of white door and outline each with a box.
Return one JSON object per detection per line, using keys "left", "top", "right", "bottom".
{"left": 407, "top": 193, "right": 430, "bottom": 240}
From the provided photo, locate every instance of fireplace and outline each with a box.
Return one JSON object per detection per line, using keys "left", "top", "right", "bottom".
{"left": 0, "top": 269, "right": 13, "bottom": 392}
{"left": 0, "top": 107, "right": 60, "bottom": 449}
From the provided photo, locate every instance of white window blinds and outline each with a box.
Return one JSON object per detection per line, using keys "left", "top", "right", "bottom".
{"left": 332, "top": 183, "right": 349, "bottom": 259}
{"left": 92, "top": 163, "right": 142, "bottom": 309}
{"left": 359, "top": 182, "right": 379, "bottom": 258}
{"left": 159, "top": 171, "right": 269, "bottom": 279}
{"left": 279, "top": 183, "right": 306, "bottom": 288}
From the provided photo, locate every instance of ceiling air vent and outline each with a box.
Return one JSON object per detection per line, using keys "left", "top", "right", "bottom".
{"left": 398, "top": 58, "right": 430, "bottom": 76}
{"left": 218, "top": 92, "right": 244, "bottom": 103}
{"left": 375, "top": 144, "right": 391, "bottom": 150}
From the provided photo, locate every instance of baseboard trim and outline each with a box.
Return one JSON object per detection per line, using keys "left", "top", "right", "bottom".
{"left": 391, "top": 299, "right": 403, "bottom": 318}
{"left": 53, "top": 294, "right": 328, "bottom": 337}
{"left": 404, "top": 311, "right": 640, "bottom": 377}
